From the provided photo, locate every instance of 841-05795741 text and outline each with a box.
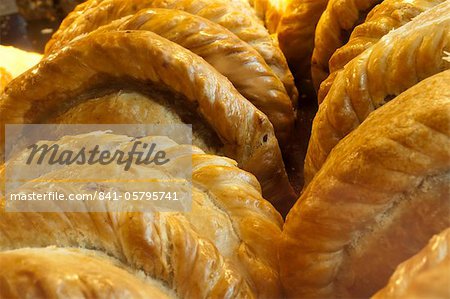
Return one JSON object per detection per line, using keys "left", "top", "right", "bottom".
{"left": 8, "top": 191, "right": 179, "bottom": 201}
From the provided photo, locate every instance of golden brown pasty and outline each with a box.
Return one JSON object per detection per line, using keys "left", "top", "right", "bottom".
{"left": 311, "top": 0, "right": 382, "bottom": 90}
{"left": 275, "top": 0, "right": 329, "bottom": 84}
{"left": 0, "top": 247, "right": 177, "bottom": 298}
{"left": 44, "top": 0, "right": 298, "bottom": 104}
{"left": 280, "top": 70, "right": 450, "bottom": 298}
{"left": 0, "top": 30, "right": 295, "bottom": 204}
{"left": 304, "top": 1, "right": 450, "bottom": 184}
{"left": 90, "top": 8, "right": 295, "bottom": 144}
{"left": 372, "top": 228, "right": 450, "bottom": 299}
{"left": 0, "top": 133, "right": 284, "bottom": 298}
{"left": 0, "top": 45, "right": 41, "bottom": 92}
{"left": 318, "top": 0, "right": 445, "bottom": 103}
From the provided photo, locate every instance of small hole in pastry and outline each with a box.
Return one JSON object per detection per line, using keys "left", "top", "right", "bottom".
{"left": 384, "top": 94, "right": 396, "bottom": 102}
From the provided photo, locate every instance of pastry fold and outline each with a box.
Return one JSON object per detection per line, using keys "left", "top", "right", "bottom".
{"left": 44, "top": 0, "right": 297, "bottom": 104}
{"left": 0, "top": 30, "right": 295, "bottom": 204}
{"left": 280, "top": 70, "right": 450, "bottom": 298}
{"left": 95, "top": 8, "right": 295, "bottom": 143}
{"left": 0, "top": 133, "right": 284, "bottom": 298}
{"left": 311, "top": 0, "right": 382, "bottom": 90}
{"left": 304, "top": 2, "right": 450, "bottom": 184}
{"left": 372, "top": 228, "right": 450, "bottom": 299}
{"left": 318, "top": 0, "right": 445, "bottom": 103}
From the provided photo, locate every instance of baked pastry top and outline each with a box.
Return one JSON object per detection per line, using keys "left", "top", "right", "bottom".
{"left": 0, "top": 29, "right": 295, "bottom": 204}
{"left": 280, "top": 70, "right": 450, "bottom": 298}
{"left": 0, "top": 1, "right": 448, "bottom": 298}
{"left": 93, "top": 8, "right": 295, "bottom": 144}
{"left": 372, "top": 228, "right": 450, "bottom": 299}
{"left": 311, "top": 0, "right": 382, "bottom": 90}
{"left": 318, "top": 0, "right": 446, "bottom": 103}
{"left": 0, "top": 133, "right": 284, "bottom": 298}
{"left": 44, "top": 0, "right": 298, "bottom": 105}
{"left": 304, "top": 1, "right": 450, "bottom": 184}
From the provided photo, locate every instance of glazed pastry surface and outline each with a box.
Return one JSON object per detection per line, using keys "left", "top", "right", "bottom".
{"left": 281, "top": 70, "right": 450, "bottom": 298}
{"left": 311, "top": 0, "right": 382, "bottom": 90}
{"left": 44, "top": 0, "right": 298, "bottom": 104}
{"left": 304, "top": 1, "right": 450, "bottom": 184}
{"left": 318, "top": 0, "right": 446, "bottom": 103}
{"left": 372, "top": 228, "right": 450, "bottom": 299}
{"left": 0, "top": 30, "right": 295, "bottom": 204}
{"left": 246, "top": 0, "right": 289, "bottom": 33}
{"left": 276, "top": 0, "right": 329, "bottom": 82}
{"left": 0, "top": 133, "right": 283, "bottom": 298}
{"left": 0, "top": 247, "right": 177, "bottom": 299}
{"left": 95, "top": 8, "right": 295, "bottom": 143}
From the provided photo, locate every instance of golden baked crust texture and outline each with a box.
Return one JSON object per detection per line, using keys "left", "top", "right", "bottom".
{"left": 0, "top": 133, "right": 284, "bottom": 298}
{"left": 311, "top": 0, "right": 382, "bottom": 90}
{"left": 44, "top": 0, "right": 298, "bottom": 104}
{"left": 276, "top": 0, "right": 329, "bottom": 82}
{"left": 373, "top": 228, "right": 450, "bottom": 299}
{"left": 304, "top": 2, "right": 450, "bottom": 184}
{"left": 246, "top": 0, "right": 288, "bottom": 33}
{"left": 318, "top": 0, "right": 446, "bottom": 103}
{"left": 0, "top": 247, "right": 177, "bottom": 299}
{"left": 95, "top": 9, "right": 295, "bottom": 144}
{"left": 280, "top": 70, "right": 450, "bottom": 298}
{"left": 0, "top": 30, "right": 295, "bottom": 204}
{"left": 244, "top": 0, "right": 268, "bottom": 23}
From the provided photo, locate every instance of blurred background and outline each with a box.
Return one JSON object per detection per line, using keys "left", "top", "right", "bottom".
{"left": 0, "top": 0, "right": 83, "bottom": 52}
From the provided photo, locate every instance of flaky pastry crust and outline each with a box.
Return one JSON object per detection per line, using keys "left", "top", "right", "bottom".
{"left": 311, "top": 0, "right": 382, "bottom": 90}
{"left": 276, "top": 0, "right": 329, "bottom": 81}
{"left": 0, "top": 247, "right": 177, "bottom": 298}
{"left": 0, "top": 30, "right": 295, "bottom": 204}
{"left": 0, "top": 133, "right": 284, "bottom": 298}
{"left": 318, "top": 0, "right": 445, "bottom": 103}
{"left": 372, "top": 228, "right": 450, "bottom": 299}
{"left": 280, "top": 70, "right": 450, "bottom": 298}
{"left": 246, "top": 0, "right": 288, "bottom": 33}
{"left": 304, "top": 2, "right": 450, "bottom": 184}
{"left": 96, "top": 9, "right": 295, "bottom": 144}
{"left": 44, "top": 0, "right": 298, "bottom": 104}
